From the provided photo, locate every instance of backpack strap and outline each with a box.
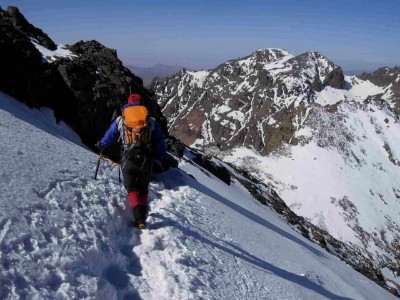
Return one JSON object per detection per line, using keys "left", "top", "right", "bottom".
{"left": 116, "top": 116, "right": 123, "bottom": 143}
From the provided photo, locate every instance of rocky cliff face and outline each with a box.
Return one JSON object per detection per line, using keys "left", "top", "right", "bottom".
{"left": 360, "top": 66, "right": 400, "bottom": 114}
{"left": 152, "top": 48, "right": 345, "bottom": 154}
{"left": 0, "top": 6, "right": 164, "bottom": 158}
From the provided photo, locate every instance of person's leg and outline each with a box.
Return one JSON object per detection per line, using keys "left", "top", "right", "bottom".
{"left": 121, "top": 157, "right": 152, "bottom": 227}
{"left": 121, "top": 159, "right": 143, "bottom": 222}
{"left": 133, "top": 159, "right": 152, "bottom": 225}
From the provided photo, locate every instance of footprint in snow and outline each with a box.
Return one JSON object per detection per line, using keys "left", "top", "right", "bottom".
{"left": 103, "top": 265, "right": 130, "bottom": 288}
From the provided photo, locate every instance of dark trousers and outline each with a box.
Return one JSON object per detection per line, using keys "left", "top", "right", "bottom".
{"left": 121, "top": 155, "right": 152, "bottom": 208}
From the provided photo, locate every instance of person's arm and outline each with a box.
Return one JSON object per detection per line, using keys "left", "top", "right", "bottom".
{"left": 152, "top": 121, "right": 169, "bottom": 161}
{"left": 99, "top": 118, "right": 120, "bottom": 148}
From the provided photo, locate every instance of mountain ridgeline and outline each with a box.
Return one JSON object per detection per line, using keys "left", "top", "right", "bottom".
{"left": 152, "top": 49, "right": 400, "bottom": 154}
{"left": 151, "top": 49, "right": 345, "bottom": 154}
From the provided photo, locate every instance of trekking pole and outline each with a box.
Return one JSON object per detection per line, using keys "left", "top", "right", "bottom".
{"left": 94, "top": 149, "right": 103, "bottom": 180}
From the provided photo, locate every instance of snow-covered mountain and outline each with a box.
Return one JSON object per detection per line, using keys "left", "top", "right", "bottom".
{"left": 152, "top": 48, "right": 345, "bottom": 153}
{"left": 152, "top": 49, "right": 400, "bottom": 291}
{"left": 0, "top": 90, "right": 398, "bottom": 299}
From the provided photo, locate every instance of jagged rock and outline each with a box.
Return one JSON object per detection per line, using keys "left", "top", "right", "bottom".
{"left": 3, "top": 6, "right": 56, "bottom": 50}
{"left": 360, "top": 67, "right": 400, "bottom": 87}
{"left": 323, "top": 67, "right": 345, "bottom": 89}
{"left": 165, "top": 136, "right": 185, "bottom": 158}
{"left": 191, "top": 150, "right": 231, "bottom": 185}
{"left": 0, "top": 6, "right": 167, "bottom": 160}
{"left": 0, "top": 6, "right": 47, "bottom": 105}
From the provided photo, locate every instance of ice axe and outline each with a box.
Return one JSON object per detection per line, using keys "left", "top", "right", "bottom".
{"left": 94, "top": 149, "right": 103, "bottom": 180}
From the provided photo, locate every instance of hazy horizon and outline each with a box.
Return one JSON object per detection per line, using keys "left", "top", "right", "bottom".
{"left": 126, "top": 56, "right": 396, "bottom": 74}
{"left": 1, "top": 0, "right": 399, "bottom": 72}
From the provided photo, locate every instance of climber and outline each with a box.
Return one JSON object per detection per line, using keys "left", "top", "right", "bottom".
{"left": 96, "top": 93, "right": 169, "bottom": 229}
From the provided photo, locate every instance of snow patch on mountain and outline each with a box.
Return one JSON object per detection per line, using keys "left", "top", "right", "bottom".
{"left": 186, "top": 70, "right": 210, "bottom": 87}
{"left": 346, "top": 76, "right": 384, "bottom": 99}
{"left": 314, "top": 76, "right": 384, "bottom": 106}
{"left": 30, "top": 39, "right": 77, "bottom": 63}
{"left": 222, "top": 99, "right": 400, "bottom": 287}
{"left": 383, "top": 84, "right": 397, "bottom": 103}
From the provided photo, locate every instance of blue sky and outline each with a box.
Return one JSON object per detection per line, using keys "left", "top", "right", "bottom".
{"left": 1, "top": 0, "right": 399, "bottom": 72}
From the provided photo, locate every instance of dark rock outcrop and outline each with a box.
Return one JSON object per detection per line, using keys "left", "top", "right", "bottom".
{"left": 165, "top": 135, "right": 185, "bottom": 158}
{"left": 1, "top": 6, "right": 51, "bottom": 107}
{"left": 2, "top": 6, "right": 56, "bottom": 50}
{"left": 360, "top": 66, "right": 400, "bottom": 87}
{"left": 0, "top": 6, "right": 166, "bottom": 160}
{"left": 323, "top": 67, "right": 345, "bottom": 89}
{"left": 191, "top": 150, "right": 231, "bottom": 185}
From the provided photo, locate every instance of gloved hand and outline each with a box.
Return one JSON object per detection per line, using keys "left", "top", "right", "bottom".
{"left": 95, "top": 141, "right": 103, "bottom": 150}
{"left": 162, "top": 159, "right": 170, "bottom": 171}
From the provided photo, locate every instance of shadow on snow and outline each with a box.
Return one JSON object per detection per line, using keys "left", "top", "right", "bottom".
{"left": 149, "top": 168, "right": 353, "bottom": 300}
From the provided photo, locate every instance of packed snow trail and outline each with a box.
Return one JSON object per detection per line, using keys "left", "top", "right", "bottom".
{"left": 0, "top": 91, "right": 397, "bottom": 299}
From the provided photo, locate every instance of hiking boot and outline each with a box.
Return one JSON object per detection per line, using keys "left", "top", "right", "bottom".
{"left": 132, "top": 205, "right": 148, "bottom": 229}
{"left": 135, "top": 219, "right": 146, "bottom": 229}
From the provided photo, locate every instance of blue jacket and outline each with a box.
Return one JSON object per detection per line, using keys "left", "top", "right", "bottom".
{"left": 100, "top": 103, "right": 169, "bottom": 161}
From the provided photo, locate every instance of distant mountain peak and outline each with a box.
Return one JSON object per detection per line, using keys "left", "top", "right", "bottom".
{"left": 230, "top": 48, "right": 293, "bottom": 66}
{"left": 152, "top": 48, "right": 347, "bottom": 152}
{"left": 252, "top": 48, "right": 292, "bottom": 60}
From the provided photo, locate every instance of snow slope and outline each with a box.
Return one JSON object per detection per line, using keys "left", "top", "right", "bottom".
{"left": 223, "top": 92, "right": 400, "bottom": 288}
{"left": 0, "top": 91, "right": 397, "bottom": 299}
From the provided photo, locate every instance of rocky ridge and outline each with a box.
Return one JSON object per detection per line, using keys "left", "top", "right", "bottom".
{"left": 152, "top": 48, "right": 345, "bottom": 154}
{"left": 0, "top": 6, "right": 164, "bottom": 159}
